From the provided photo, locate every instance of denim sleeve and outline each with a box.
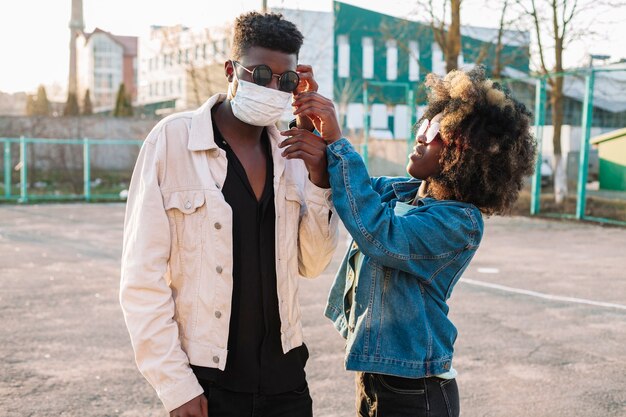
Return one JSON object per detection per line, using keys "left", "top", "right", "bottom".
{"left": 370, "top": 176, "right": 404, "bottom": 196}
{"left": 326, "top": 139, "right": 478, "bottom": 277}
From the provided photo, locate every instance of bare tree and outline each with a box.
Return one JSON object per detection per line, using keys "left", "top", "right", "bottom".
{"left": 493, "top": 0, "right": 510, "bottom": 78}
{"left": 157, "top": 25, "right": 230, "bottom": 109}
{"left": 514, "top": 0, "right": 622, "bottom": 203}
{"left": 418, "top": 0, "right": 463, "bottom": 73}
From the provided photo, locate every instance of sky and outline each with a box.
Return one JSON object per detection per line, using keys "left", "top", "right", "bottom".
{"left": 1, "top": 0, "right": 625, "bottom": 95}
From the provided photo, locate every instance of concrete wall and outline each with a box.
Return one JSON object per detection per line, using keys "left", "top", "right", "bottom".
{"left": 368, "top": 138, "right": 410, "bottom": 177}
{"left": 0, "top": 116, "right": 159, "bottom": 172}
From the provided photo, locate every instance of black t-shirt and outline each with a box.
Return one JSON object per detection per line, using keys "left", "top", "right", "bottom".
{"left": 191, "top": 114, "right": 308, "bottom": 394}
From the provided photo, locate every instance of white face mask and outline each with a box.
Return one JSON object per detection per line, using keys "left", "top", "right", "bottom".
{"left": 229, "top": 78, "right": 292, "bottom": 126}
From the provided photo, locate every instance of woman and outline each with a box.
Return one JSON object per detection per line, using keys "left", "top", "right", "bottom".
{"left": 280, "top": 66, "right": 536, "bottom": 417}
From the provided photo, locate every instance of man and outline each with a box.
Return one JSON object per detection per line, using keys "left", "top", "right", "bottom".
{"left": 120, "top": 12, "right": 339, "bottom": 417}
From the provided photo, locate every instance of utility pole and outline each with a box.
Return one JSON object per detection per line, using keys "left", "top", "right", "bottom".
{"left": 262, "top": 0, "right": 267, "bottom": 12}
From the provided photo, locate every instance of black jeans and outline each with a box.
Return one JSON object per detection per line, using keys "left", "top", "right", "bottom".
{"left": 355, "top": 372, "right": 460, "bottom": 417}
{"left": 198, "top": 379, "right": 313, "bottom": 417}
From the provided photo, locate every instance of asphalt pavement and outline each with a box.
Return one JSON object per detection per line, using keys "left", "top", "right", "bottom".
{"left": 0, "top": 204, "right": 624, "bottom": 417}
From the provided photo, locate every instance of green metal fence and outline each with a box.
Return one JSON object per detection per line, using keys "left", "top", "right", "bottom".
{"left": 1, "top": 137, "right": 143, "bottom": 203}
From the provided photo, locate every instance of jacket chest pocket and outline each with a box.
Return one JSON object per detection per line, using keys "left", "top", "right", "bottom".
{"left": 164, "top": 190, "right": 207, "bottom": 251}
{"left": 284, "top": 185, "right": 303, "bottom": 240}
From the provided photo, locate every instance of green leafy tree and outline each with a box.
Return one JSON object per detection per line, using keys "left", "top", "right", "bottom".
{"left": 63, "top": 92, "right": 80, "bottom": 116}
{"left": 113, "top": 83, "right": 133, "bottom": 117}
{"left": 82, "top": 89, "right": 93, "bottom": 115}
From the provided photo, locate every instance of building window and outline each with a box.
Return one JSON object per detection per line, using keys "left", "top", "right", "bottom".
{"left": 337, "top": 35, "right": 350, "bottom": 78}
{"left": 409, "top": 41, "right": 419, "bottom": 81}
{"left": 178, "top": 50, "right": 182, "bottom": 65}
{"left": 362, "top": 37, "right": 374, "bottom": 79}
{"left": 432, "top": 42, "right": 446, "bottom": 76}
{"left": 386, "top": 39, "right": 397, "bottom": 81}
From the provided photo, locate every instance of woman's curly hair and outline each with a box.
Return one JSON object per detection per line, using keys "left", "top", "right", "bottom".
{"left": 421, "top": 66, "right": 536, "bottom": 215}
{"left": 231, "top": 12, "right": 304, "bottom": 59}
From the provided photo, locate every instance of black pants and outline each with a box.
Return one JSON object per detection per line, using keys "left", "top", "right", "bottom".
{"left": 198, "top": 379, "right": 313, "bottom": 417}
{"left": 355, "top": 372, "right": 460, "bottom": 417}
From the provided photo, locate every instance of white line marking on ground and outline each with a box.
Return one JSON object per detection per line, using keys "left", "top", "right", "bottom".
{"left": 477, "top": 267, "right": 500, "bottom": 274}
{"left": 460, "top": 278, "right": 626, "bottom": 311}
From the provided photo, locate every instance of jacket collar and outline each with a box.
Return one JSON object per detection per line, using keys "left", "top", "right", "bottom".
{"left": 187, "top": 93, "right": 286, "bottom": 180}
{"left": 392, "top": 179, "right": 422, "bottom": 203}
{"left": 188, "top": 93, "right": 224, "bottom": 152}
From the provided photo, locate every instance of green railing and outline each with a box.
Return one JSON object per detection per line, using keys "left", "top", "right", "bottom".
{"left": 1, "top": 137, "right": 143, "bottom": 203}
{"left": 521, "top": 67, "right": 626, "bottom": 227}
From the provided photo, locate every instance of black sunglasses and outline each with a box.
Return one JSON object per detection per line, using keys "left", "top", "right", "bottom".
{"left": 233, "top": 61, "right": 300, "bottom": 93}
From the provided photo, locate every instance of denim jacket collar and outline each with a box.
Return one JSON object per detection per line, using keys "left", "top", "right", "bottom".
{"left": 391, "top": 179, "right": 421, "bottom": 203}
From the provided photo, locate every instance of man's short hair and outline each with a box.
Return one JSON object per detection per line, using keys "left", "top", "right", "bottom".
{"left": 231, "top": 12, "right": 304, "bottom": 59}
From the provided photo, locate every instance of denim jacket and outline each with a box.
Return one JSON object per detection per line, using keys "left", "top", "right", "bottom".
{"left": 324, "top": 138, "right": 484, "bottom": 378}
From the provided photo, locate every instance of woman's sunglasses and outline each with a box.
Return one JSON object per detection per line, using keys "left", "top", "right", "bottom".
{"left": 233, "top": 61, "right": 300, "bottom": 93}
{"left": 415, "top": 114, "right": 443, "bottom": 144}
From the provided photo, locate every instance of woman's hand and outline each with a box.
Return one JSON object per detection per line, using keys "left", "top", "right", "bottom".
{"left": 292, "top": 92, "right": 342, "bottom": 143}
{"left": 293, "top": 64, "right": 319, "bottom": 131}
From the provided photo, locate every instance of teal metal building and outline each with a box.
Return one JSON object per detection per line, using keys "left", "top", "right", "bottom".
{"left": 332, "top": 1, "right": 531, "bottom": 136}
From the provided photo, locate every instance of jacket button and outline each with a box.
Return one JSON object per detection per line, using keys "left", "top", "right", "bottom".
{"left": 214, "top": 222, "right": 222, "bottom": 230}
{"left": 216, "top": 266, "right": 223, "bottom": 274}
{"left": 214, "top": 311, "right": 222, "bottom": 318}
{"left": 212, "top": 356, "right": 219, "bottom": 363}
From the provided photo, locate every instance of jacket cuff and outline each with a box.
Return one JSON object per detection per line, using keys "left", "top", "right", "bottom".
{"left": 327, "top": 138, "right": 353, "bottom": 156}
{"left": 159, "top": 372, "right": 204, "bottom": 412}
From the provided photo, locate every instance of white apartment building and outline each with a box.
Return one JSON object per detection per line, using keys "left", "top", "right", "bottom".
{"left": 138, "top": 25, "right": 231, "bottom": 113}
